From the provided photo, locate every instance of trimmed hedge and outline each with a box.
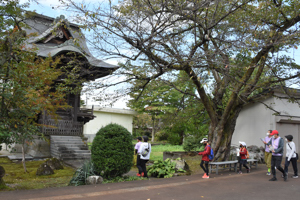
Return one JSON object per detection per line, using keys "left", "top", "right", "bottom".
{"left": 91, "top": 123, "right": 134, "bottom": 178}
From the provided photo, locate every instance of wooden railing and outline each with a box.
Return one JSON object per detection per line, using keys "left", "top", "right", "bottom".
{"left": 78, "top": 105, "right": 94, "bottom": 118}
{"left": 39, "top": 119, "right": 83, "bottom": 136}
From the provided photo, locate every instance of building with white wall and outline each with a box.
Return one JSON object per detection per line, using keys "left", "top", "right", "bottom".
{"left": 232, "top": 88, "right": 300, "bottom": 154}
{"left": 82, "top": 106, "right": 138, "bottom": 142}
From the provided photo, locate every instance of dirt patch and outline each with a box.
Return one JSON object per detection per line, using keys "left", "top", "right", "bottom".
{"left": 182, "top": 154, "right": 203, "bottom": 175}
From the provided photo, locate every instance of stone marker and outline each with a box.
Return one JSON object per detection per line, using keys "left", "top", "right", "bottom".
{"left": 36, "top": 164, "right": 54, "bottom": 176}
{"left": 46, "top": 158, "right": 64, "bottom": 170}
{"left": 86, "top": 176, "right": 103, "bottom": 185}
{"left": 171, "top": 159, "right": 189, "bottom": 172}
{"left": 0, "top": 166, "right": 5, "bottom": 179}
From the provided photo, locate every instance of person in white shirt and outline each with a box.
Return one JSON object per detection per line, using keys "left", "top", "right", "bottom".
{"left": 134, "top": 136, "right": 143, "bottom": 177}
{"left": 138, "top": 136, "right": 151, "bottom": 178}
{"left": 284, "top": 135, "right": 298, "bottom": 178}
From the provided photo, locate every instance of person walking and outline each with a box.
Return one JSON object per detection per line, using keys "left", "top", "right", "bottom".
{"left": 238, "top": 141, "right": 250, "bottom": 174}
{"left": 284, "top": 135, "right": 298, "bottom": 178}
{"left": 134, "top": 136, "right": 143, "bottom": 177}
{"left": 138, "top": 136, "right": 151, "bottom": 178}
{"left": 263, "top": 130, "right": 273, "bottom": 175}
{"left": 198, "top": 138, "right": 211, "bottom": 179}
{"left": 266, "top": 130, "right": 287, "bottom": 181}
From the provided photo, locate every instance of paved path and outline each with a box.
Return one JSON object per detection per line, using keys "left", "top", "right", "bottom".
{"left": 1, "top": 164, "right": 299, "bottom": 200}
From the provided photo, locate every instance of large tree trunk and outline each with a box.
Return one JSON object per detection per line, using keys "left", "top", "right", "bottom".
{"left": 209, "top": 107, "right": 243, "bottom": 161}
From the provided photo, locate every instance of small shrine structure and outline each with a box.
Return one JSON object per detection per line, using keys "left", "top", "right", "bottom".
{"left": 20, "top": 13, "right": 118, "bottom": 159}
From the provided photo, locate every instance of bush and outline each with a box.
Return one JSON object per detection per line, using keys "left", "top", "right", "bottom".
{"left": 91, "top": 123, "right": 134, "bottom": 178}
{"left": 183, "top": 136, "right": 201, "bottom": 152}
{"left": 167, "top": 134, "right": 182, "bottom": 145}
{"left": 155, "top": 131, "right": 169, "bottom": 141}
{"left": 147, "top": 158, "right": 185, "bottom": 178}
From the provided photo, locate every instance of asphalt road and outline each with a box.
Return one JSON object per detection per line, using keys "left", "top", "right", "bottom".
{"left": 1, "top": 164, "right": 299, "bottom": 200}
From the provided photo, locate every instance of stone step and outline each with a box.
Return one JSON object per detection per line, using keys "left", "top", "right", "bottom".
{"left": 50, "top": 135, "right": 90, "bottom": 160}
{"left": 52, "top": 149, "right": 91, "bottom": 154}
{"left": 55, "top": 146, "right": 81, "bottom": 151}
{"left": 60, "top": 153, "right": 91, "bottom": 159}
{"left": 61, "top": 157, "right": 91, "bottom": 160}
{"left": 61, "top": 150, "right": 90, "bottom": 154}
{"left": 52, "top": 141, "right": 85, "bottom": 145}
{"left": 51, "top": 138, "right": 83, "bottom": 141}
{"left": 55, "top": 145, "right": 89, "bottom": 149}
{"left": 50, "top": 136, "right": 82, "bottom": 140}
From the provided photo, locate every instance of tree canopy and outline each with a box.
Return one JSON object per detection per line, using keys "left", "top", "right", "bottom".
{"left": 0, "top": 0, "right": 70, "bottom": 171}
{"left": 62, "top": 0, "right": 300, "bottom": 160}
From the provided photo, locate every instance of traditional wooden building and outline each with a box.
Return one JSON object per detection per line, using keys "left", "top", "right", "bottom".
{"left": 21, "top": 14, "right": 118, "bottom": 159}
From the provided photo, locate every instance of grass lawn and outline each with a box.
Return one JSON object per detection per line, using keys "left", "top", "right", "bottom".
{"left": 0, "top": 157, "right": 75, "bottom": 191}
{"left": 150, "top": 144, "right": 184, "bottom": 161}
{"left": 149, "top": 144, "right": 204, "bottom": 162}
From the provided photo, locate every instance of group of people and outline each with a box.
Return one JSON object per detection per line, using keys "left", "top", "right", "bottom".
{"left": 134, "top": 129, "right": 298, "bottom": 181}
{"left": 197, "top": 129, "right": 298, "bottom": 181}
{"left": 134, "top": 136, "right": 151, "bottom": 178}
{"left": 197, "top": 138, "right": 251, "bottom": 178}
{"left": 262, "top": 129, "right": 298, "bottom": 181}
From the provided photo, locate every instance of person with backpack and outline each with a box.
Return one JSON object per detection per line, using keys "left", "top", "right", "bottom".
{"left": 138, "top": 136, "right": 151, "bottom": 178}
{"left": 198, "top": 138, "right": 212, "bottom": 179}
{"left": 265, "top": 130, "right": 287, "bottom": 181}
{"left": 284, "top": 135, "right": 298, "bottom": 178}
{"left": 238, "top": 141, "right": 250, "bottom": 174}
{"left": 134, "top": 136, "right": 143, "bottom": 177}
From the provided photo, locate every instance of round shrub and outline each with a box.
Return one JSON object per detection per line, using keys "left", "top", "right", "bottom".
{"left": 91, "top": 123, "right": 134, "bottom": 178}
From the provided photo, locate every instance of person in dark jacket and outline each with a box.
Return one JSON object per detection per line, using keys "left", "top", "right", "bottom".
{"left": 238, "top": 141, "right": 250, "bottom": 174}
{"left": 198, "top": 138, "right": 211, "bottom": 179}
{"left": 265, "top": 130, "right": 287, "bottom": 181}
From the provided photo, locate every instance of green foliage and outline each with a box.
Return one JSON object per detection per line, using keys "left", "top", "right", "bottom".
{"left": 91, "top": 123, "right": 134, "bottom": 178}
{"left": 69, "top": 160, "right": 96, "bottom": 186}
{"left": 132, "top": 113, "right": 152, "bottom": 138}
{"left": 147, "top": 158, "right": 185, "bottom": 178}
{"left": 183, "top": 137, "right": 202, "bottom": 152}
{"left": 167, "top": 134, "right": 182, "bottom": 145}
{"left": 102, "top": 175, "right": 145, "bottom": 184}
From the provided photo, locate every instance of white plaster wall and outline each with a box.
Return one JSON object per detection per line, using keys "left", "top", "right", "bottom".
{"left": 273, "top": 96, "right": 300, "bottom": 116}
{"left": 83, "top": 111, "right": 134, "bottom": 142}
{"left": 232, "top": 97, "right": 275, "bottom": 147}
{"left": 84, "top": 112, "right": 134, "bottom": 135}
{"left": 275, "top": 123, "right": 300, "bottom": 156}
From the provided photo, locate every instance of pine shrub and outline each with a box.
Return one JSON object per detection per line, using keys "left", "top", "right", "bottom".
{"left": 69, "top": 160, "right": 96, "bottom": 186}
{"left": 91, "top": 123, "right": 134, "bottom": 178}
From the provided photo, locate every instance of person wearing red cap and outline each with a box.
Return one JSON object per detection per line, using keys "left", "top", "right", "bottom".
{"left": 265, "top": 130, "right": 287, "bottom": 181}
